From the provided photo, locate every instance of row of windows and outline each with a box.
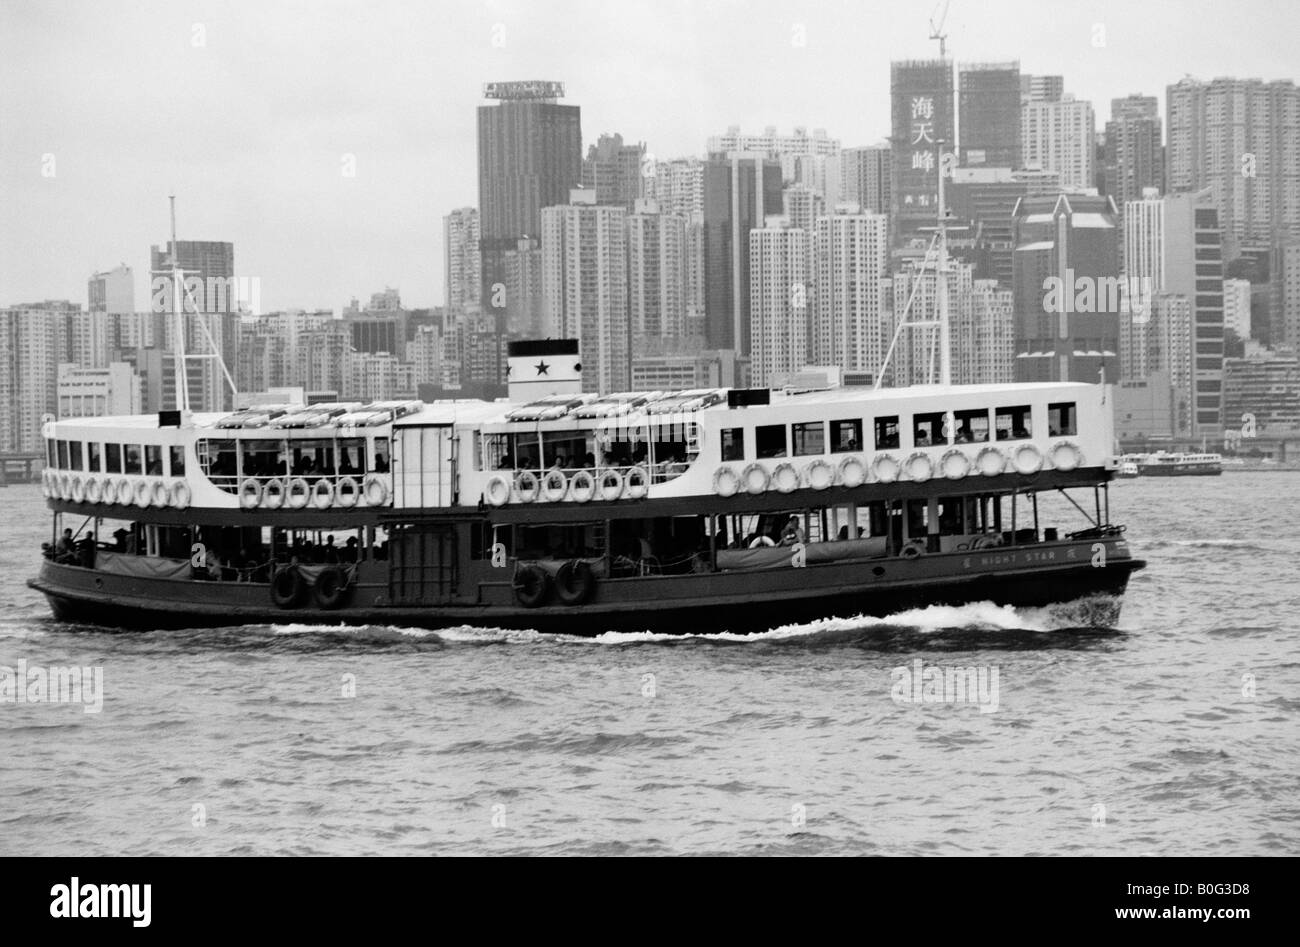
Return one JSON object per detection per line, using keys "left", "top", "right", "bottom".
{"left": 49, "top": 439, "right": 186, "bottom": 477}
{"left": 719, "top": 403, "right": 1078, "bottom": 461}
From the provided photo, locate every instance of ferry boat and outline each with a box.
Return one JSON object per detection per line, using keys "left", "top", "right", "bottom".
{"left": 26, "top": 198, "right": 1146, "bottom": 635}
{"left": 1117, "top": 451, "right": 1223, "bottom": 477}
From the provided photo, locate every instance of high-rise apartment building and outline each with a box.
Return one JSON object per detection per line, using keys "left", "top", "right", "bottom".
{"left": 1021, "top": 74, "right": 1064, "bottom": 104}
{"left": 1103, "top": 95, "right": 1164, "bottom": 206}
{"left": 749, "top": 217, "right": 808, "bottom": 387}
{"left": 0, "top": 307, "right": 62, "bottom": 453}
{"left": 1223, "top": 278, "right": 1253, "bottom": 339}
{"left": 444, "top": 208, "right": 481, "bottom": 317}
{"left": 581, "top": 133, "right": 647, "bottom": 210}
{"left": 835, "top": 145, "right": 891, "bottom": 215}
{"left": 149, "top": 238, "right": 238, "bottom": 412}
{"left": 626, "top": 200, "right": 688, "bottom": 346}
{"left": 540, "top": 190, "right": 629, "bottom": 393}
{"left": 1022, "top": 94, "right": 1095, "bottom": 192}
{"left": 812, "top": 210, "right": 889, "bottom": 375}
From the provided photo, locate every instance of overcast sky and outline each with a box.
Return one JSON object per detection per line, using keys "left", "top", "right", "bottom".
{"left": 2, "top": 0, "right": 1296, "bottom": 313}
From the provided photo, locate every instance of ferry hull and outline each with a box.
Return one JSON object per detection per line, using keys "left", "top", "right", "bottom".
{"left": 29, "top": 551, "right": 1145, "bottom": 636}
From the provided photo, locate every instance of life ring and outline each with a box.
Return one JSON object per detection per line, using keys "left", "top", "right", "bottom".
{"left": 312, "top": 566, "right": 351, "bottom": 610}
{"left": 262, "top": 478, "right": 285, "bottom": 510}
{"left": 555, "top": 560, "right": 596, "bottom": 606}
{"left": 133, "top": 479, "right": 152, "bottom": 508}
{"left": 69, "top": 476, "right": 85, "bottom": 504}
{"left": 58, "top": 473, "right": 70, "bottom": 499}
{"left": 40, "top": 470, "right": 51, "bottom": 498}
{"left": 904, "top": 451, "right": 934, "bottom": 483}
{"left": 625, "top": 466, "right": 649, "bottom": 500}
{"left": 484, "top": 475, "right": 511, "bottom": 507}
{"left": 870, "top": 453, "right": 900, "bottom": 484}
{"left": 597, "top": 468, "right": 624, "bottom": 502}
{"left": 514, "top": 470, "right": 540, "bottom": 503}
{"left": 270, "top": 567, "right": 306, "bottom": 609}
{"left": 1050, "top": 441, "right": 1083, "bottom": 472}
{"left": 975, "top": 446, "right": 1006, "bottom": 477}
{"left": 771, "top": 462, "right": 799, "bottom": 494}
{"left": 741, "top": 463, "right": 769, "bottom": 495}
{"left": 972, "top": 534, "right": 1003, "bottom": 549}
{"left": 940, "top": 448, "right": 971, "bottom": 480}
{"left": 151, "top": 480, "right": 170, "bottom": 507}
{"left": 170, "top": 480, "right": 191, "bottom": 510}
{"left": 713, "top": 466, "right": 741, "bottom": 498}
{"left": 900, "top": 542, "right": 925, "bottom": 559}
{"left": 362, "top": 474, "right": 389, "bottom": 506}
{"left": 804, "top": 458, "right": 834, "bottom": 490}
{"left": 1012, "top": 444, "right": 1043, "bottom": 475}
{"left": 115, "top": 478, "right": 133, "bottom": 506}
{"left": 513, "top": 564, "right": 551, "bottom": 608}
{"left": 312, "top": 478, "right": 335, "bottom": 511}
{"left": 286, "top": 477, "right": 311, "bottom": 510}
{"left": 569, "top": 470, "right": 596, "bottom": 503}
{"left": 84, "top": 476, "right": 103, "bottom": 504}
{"left": 239, "top": 478, "right": 263, "bottom": 510}
{"left": 541, "top": 469, "right": 568, "bottom": 503}
{"left": 335, "top": 476, "right": 360, "bottom": 509}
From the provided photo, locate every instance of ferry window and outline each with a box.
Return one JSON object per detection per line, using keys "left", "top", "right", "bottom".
{"left": 511, "top": 432, "right": 540, "bottom": 470}
{"left": 830, "top": 419, "right": 862, "bottom": 453}
{"left": 69, "top": 441, "right": 83, "bottom": 471}
{"left": 46, "top": 439, "right": 55, "bottom": 469}
{"left": 792, "top": 421, "right": 825, "bottom": 457}
{"left": 873, "top": 416, "right": 900, "bottom": 450}
{"left": 372, "top": 438, "right": 390, "bottom": 473}
{"left": 169, "top": 446, "right": 186, "bottom": 476}
{"left": 756, "top": 424, "right": 787, "bottom": 459}
{"left": 1048, "top": 402, "right": 1077, "bottom": 436}
{"left": 198, "top": 439, "right": 237, "bottom": 489}
{"left": 953, "top": 409, "right": 990, "bottom": 444}
{"left": 338, "top": 438, "right": 366, "bottom": 475}
{"left": 995, "top": 406, "right": 1033, "bottom": 441}
{"left": 124, "top": 445, "right": 143, "bottom": 475}
{"left": 145, "top": 444, "right": 163, "bottom": 476}
{"left": 105, "top": 443, "right": 122, "bottom": 474}
{"left": 246, "top": 441, "right": 287, "bottom": 479}
{"left": 483, "top": 433, "right": 512, "bottom": 469}
{"left": 721, "top": 428, "right": 745, "bottom": 462}
{"left": 57, "top": 440, "right": 69, "bottom": 469}
{"left": 88, "top": 442, "right": 101, "bottom": 473}
{"left": 913, "top": 412, "right": 948, "bottom": 447}
{"left": 289, "top": 439, "right": 333, "bottom": 476}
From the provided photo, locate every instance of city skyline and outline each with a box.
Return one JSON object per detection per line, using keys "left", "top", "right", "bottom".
{"left": 3, "top": 0, "right": 1299, "bottom": 312}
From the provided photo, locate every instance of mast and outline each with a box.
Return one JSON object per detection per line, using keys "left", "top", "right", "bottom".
{"left": 169, "top": 194, "right": 190, "bottom": 419}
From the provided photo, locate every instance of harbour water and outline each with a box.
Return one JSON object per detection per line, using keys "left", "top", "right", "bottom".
{"left": 1, "top": 476, "right": 1297, "bottom": 856}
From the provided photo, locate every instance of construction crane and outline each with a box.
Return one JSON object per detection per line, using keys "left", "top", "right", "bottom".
{"left": 929, "top": 0, "right": 951, "bottom": 57}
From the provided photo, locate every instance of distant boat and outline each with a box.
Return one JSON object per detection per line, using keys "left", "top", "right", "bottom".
{"left": 1118, "top": 451, "right": 1222, "bottom": 477}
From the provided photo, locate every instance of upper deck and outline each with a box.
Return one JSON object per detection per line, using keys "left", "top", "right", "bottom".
{"left": 40, "top": 380, "right": 1115, "bottom": 518}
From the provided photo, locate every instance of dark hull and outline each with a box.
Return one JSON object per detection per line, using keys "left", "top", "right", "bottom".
{"left": 29, "top": 545, "right": 1144, "bottom": 636}
{"left": 1137, "top": 466, "right": 1221, "bottom": 477}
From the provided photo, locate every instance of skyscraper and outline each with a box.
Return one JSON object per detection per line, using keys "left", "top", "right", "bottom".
{"left": 1103, "top": 95, "right": 1164, "bottom": 206}
{"left": 540, "top": 190, "right": 629, "bottom": 393}
{"left": 581, "top": 133, "right": 647, "bottom": 211}
{"left": 79, "top": 266, "right": 134, "bottom": 370}
{"left": 891, "top": 59, "right": 955, "bottom": 246}
{"left": 1022, "top": 94, "right": 1096, "bottom": 191}
{"left": 749, "top": 217, "right": 807, "bottom": 387}
{"left": 1164, "top": 192, "right": 1225, "bottom": 437}
{"left": 702, "top": 152, "right": 783, "bottom": 352}
{"left": 149, "top": 239, "right": 237, "bottom": 412}
{"left": 1021, "top": 74, "right": 1064, "bottom": 104}
{"left": 477, "top": 80, "right": 582, "bottom": 312}
{"left": 1011, "top": 193, "right": 1121, "bottom": 384}
{"left": 0, "top": 307, "right": 61, "bottom": 453}
{"left": 958, "top": 62, "right": 1021, "bottom": 168}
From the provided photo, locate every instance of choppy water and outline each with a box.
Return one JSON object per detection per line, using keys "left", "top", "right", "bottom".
{"left": 1, "top": 477, "right": 1297, "bottom": 856}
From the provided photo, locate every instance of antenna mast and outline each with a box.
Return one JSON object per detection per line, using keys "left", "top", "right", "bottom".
{"left": 169, "top": 194, "right": 190, "bottom": 418}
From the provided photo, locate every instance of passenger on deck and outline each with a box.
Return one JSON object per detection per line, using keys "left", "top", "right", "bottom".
{"left": 583, "top": 453, "right": 596, "bottom": 469}
{"left": 344, "top": 537, "right": 360, "bottom": 563}
{"left": 56, "top": 529, "right": 75, "bottom": 562}
{"left": 77, "top": 532, "right": 96, "bottom": 568}
{"left": 498, "top": 452, "right": 514, "bottom": 470}
{"left": 372, "top": 455, "right": 390, "bottom": 473}
{"left": 955, "top": 423, "right": 974, "bottom": 443}
{"left": 915, "top": 432, "right": 931, "bottom": 446}
{"left": 780, "top": 516, "right": 804, "bottom": 546}
{"left": 324, "top": 536, "right": 339, "bottom": 564}
{"left": 837, "top": 525, "right": 850, "bottom": 541}
{"left": 112, "top": 527, "right": 129, "bottom": 551}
